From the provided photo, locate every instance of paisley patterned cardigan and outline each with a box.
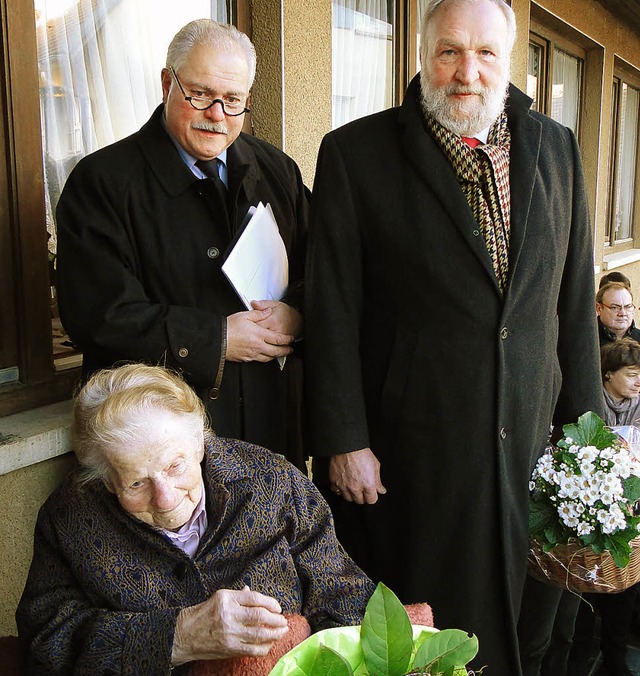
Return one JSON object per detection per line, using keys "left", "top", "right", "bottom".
{"left": 16, "top": 438, "right": 375, "bottom": 675}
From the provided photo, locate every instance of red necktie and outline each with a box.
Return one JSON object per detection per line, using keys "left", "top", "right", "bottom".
{"left": 462, "top": 136, "right": 481, "bottom": 148}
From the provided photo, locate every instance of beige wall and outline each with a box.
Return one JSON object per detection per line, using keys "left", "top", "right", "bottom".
{"left": 0, "top": 454, "right": 76, "bottom": 635}
{"left": 250, "top": 0, "right": 331, "bottom": 186}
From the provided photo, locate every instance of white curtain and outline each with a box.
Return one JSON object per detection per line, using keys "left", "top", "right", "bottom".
{"left": 614, "top": 83, "right": 640, "bottom": 241}
{"left": 550, "top": 47, "right": 582, "bottom": 135}
{"left": 35, "top": 0, "right": 223, "bottom": 254}
{"left": 332, "top": 0, "right": 394, "bottom": 129}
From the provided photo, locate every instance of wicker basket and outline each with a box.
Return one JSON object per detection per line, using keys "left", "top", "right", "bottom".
{"left": 527, "top": 537, "right": 640, "bottom": 593}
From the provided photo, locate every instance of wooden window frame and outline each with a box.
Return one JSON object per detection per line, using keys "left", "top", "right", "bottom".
{"left": 606, "top": 64, "right": 640, "bottom": 250}
{"left": 529, "top": 21, "right": 586, "bottom": 144}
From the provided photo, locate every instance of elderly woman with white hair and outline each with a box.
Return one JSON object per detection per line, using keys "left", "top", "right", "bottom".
{"left": 16, "top": 364, "right": 375, "bottom": 674}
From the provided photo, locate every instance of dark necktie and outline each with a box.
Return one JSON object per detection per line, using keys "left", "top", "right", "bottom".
{"left": 196, "top": 158, "right": 226, "bottom": 191}
{"left": 196, "top": 158, "right": 229, "bottom": 224}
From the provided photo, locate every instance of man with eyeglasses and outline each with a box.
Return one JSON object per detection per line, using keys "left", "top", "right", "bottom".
{"left": 305, "top": 0, "right": 603, "bottom": 673}
{"left": 56, "top": 20, "right": 308, "bottom": 469}
{"left": 597, "top": 281, "right": 640, "bottom": 345}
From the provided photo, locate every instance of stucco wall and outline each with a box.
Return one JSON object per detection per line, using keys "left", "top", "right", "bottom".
{"left": 0, "top": 454, "right": 76, "bottom": 635}
{"left": 250, "top": 0, "right": 331, "bottom": 186}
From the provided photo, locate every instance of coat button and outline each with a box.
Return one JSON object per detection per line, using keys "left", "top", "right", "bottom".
{"left": 209, "top": 387, "right": 220, "bottom": 400}
{"left": 500, "top": 327, "right": 509, "bottom": 340}
{"left": 472, "top": 229, "right": 480, "bottom": 236}
{"left": 178, "top": 347, "right": 189, "bottom": 358}
{"left": 500, "top": 427, "right": 507, "bottom": 440}
{"left": 207, "top": 247, "right": 220, "bottom": 259}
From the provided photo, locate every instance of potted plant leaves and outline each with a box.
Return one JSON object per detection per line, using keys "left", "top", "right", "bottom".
{"left": 270, "top": 582, "right": 480, "bottom": 675}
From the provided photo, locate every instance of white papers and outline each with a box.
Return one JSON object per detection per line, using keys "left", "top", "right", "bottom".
{"left": 222, "top": 202, "right": 289, "bottom": 369}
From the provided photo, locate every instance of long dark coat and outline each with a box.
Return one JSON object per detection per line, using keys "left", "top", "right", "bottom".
{"left": 305, "top": 78, "right": 603, "bottom": 674}
{"left": 57, "top": 106, "right": 308, "bottom": 465}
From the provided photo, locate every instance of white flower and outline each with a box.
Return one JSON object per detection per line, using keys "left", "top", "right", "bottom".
{"left": 578, "top": 446, "right": 598, "bottom": 463}
{"left": 581, "top": 484, "right": 601, "bottom": 506}
{"left": 600, "top": 448, "right": 614, "bottom": 461}
{"left": 558, "top": 475, "right": 582, "bottom": 500}
{"left": 577, "top": 521, "right": 594, "bottom": 536}
{"left": 597, "top": 504, "right": 627, "bottom": 534}
{"left": 611, "top": 452, "right": 632, "bottom": 479}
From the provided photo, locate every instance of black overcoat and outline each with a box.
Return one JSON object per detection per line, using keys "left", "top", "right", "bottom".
{"left": 305, "top": 78, "right": 603, "bottom": 673}
{"left": 57, "top": 106, "right": 308, "bottom": 463}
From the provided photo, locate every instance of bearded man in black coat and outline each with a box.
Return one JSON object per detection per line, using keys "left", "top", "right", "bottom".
{"left": 57, "top": 20, "right": 308, "bottom": 468}
{"left": 305, "top": 0, "right": 603, "bottom": 673}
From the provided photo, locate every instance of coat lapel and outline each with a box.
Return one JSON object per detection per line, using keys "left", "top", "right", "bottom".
{"left": 504, "top": 85, "right": 542, "bottom": 286}
{"left": 398, "top": 77, "right": 501, "bottom": 293}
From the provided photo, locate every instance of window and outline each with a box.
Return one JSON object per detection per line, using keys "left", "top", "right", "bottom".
{"left": 527, "top": 35, "right": 546, "bottom": 113}
{"left": 527, "top": 29, "right": 584, "bottom": 138}
{"left": 332, "top": 0, "right": 427, "bottom": 128}
{"left": 607, "top": 69, "right": 640, "bottom": 246}
{"left": 0, "top": 0, "right": 236, "bottom": 416}
{"left": 332, "top": 0, "right": 397, "bottom": 128}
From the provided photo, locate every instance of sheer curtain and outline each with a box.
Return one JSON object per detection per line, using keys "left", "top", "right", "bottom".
{"left": 332, "top": 0, "right": 395, "bottom": 129}
{"left": 550, "top": 48, "right": 582, "bottom": 135}
{"left": 614, "top": 83, "right": 640, "bottom": 240}
{"left": 35, "top": 0, "right": 224, "bottom": 255}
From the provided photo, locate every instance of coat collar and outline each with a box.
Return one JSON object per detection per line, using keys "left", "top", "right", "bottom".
{"left": 398, "top": 76, "right": 542, "bottom": 296}
{"left": 136, "top": 105, "right": 262, "bottom": 200}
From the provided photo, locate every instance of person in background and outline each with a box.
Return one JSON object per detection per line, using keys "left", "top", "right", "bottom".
{"left": 16, "top": 364, "right": 374, "bottom": 674}
{"left": 568, "top": 337, "right": 640, "bottom": 676}
{"left": 56, "top": 20, "right": 308, "bottom": 469}
{"left": 599, "top": 271, "right": 631, "bottom": 289}
{"left": 304, "top": 0, "right": 603, "bottom": 672}
{"left": 601, "top": 337, "right": 640, "bottom": 427}
{"left": 597, "top": 282, "right": 640, "bottom": 346}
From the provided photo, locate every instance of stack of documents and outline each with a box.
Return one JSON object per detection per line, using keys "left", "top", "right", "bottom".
{"left": 222, "top": 202, "right": 289, "bottom": 368}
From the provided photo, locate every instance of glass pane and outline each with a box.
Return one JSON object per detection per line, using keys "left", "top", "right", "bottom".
{"left": 613, "top": 83, "right": 640, "bottom": 241}
{"left": 550, "top": 47, "right": 582, "bottom": 134}
{"left": 34, "top": 0, "right": 222, "bottom": 365}
{"left": 527, "top": 42, "right": 542, "bottom": 112}
{"left": 332, "top": 0, "right": 396, "bottom": 129}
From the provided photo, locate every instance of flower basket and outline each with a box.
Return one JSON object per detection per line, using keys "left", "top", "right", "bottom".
{"left": 528, "top": 536, "right": 640, "bottom": 593}
{"left": 528, "top": 412, "right": 640, "bottom": 594}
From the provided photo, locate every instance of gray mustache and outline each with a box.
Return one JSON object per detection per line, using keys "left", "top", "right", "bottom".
{"left": 192, "top": 121, "right": 228, "bottom": 134}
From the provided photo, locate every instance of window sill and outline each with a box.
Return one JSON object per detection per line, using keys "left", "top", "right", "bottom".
{"left": 0, "top": 400, "right": 72, "bottom": 476}
{"left": 602, "top": 249, "right": 640, "bottom": 270}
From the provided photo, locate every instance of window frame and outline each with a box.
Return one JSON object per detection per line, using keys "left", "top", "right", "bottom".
{"left": 529, "top": 21, "right": 586, "bottom": 144}
{"left": 606, "top": 63, "right": 640, "bottom": 250}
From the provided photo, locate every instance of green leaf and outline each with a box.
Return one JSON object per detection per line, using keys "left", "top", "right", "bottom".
{"left": 361, "top": 582, "right": 413, "bottom": 676}
{"left": 562, "top": 411, "right": 617, "bottom": 449}
{"left": 306, "top": 645, "right": 354, "bottom": 676}
{"left": 624, "top": 475, "right": 640, "bottom": 503}
{"left": 529, "top": 499, "right": 558, "bottom": 535}
{"left": 603, "top": 533, "right": 633, "bottom": 568}
{"left": 413, "top": 629, "right": 479, "bottom": 673}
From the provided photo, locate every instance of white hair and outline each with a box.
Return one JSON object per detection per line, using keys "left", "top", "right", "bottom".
{"left": 166, "top": 19, "right": 257, "bottom": 89}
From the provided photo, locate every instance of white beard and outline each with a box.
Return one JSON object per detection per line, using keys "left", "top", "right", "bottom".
{"left": 419, "top": 70, "right": 510, "bottom": 136}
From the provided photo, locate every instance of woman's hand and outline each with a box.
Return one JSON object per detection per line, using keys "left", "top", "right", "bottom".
{"left": 171, "top": 586, "right": 289, "bottom": 665}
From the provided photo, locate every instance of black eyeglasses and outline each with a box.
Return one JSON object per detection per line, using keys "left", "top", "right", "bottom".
{"left": 169, "top": 66, "right": 250, "bottom": 116}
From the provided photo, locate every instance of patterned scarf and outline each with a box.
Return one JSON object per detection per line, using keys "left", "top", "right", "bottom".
{"left": 425, "top": 112, "right": 511, "bottom": 292}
